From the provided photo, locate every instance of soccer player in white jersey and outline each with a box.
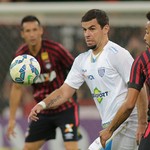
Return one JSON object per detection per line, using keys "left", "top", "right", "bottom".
{"left": 28, "top": 9, "right": 147, "bottom": 150}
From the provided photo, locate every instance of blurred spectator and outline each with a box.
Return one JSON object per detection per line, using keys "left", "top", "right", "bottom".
{"left": 126, "top": 35, "right": 145, "bottom": 58}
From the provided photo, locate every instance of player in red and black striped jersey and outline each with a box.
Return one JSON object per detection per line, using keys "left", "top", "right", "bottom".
{"left": 16, "top": 40, "right": 78, "bottom": 114}
{"left": 99, "top": 12, "right": 150, "bottom": 150}
{"left": 6, "top": 15, "right": 80, "bottom": 150}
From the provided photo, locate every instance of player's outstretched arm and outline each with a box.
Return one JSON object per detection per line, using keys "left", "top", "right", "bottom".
{"left": 100, "top": 88, "right": 140, "bottom": 148}
{"left": 28, "top": 83, "right": 76, "bottom": 121}
{"left": 6, "top": 83, "right": 23, "bottom": 139}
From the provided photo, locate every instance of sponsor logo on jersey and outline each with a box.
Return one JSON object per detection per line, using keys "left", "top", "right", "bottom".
{"left": 82, "top": 69, "right": 95, "bottom": 80}
{"left": 64, "top": 133, "right": 74, "bottom": 140}
{"left": 88, "top": 75, "right": 95, "bottom": 80}
{"left": 82, "top": 69, "right": 87, "bottom": 73}
{"left": 65, "top": 124, "right": 74, "bottom": 133}
{"left": 64, "top": 124, "right": 74, "bottom": 140}
{"left": 92, "top": 87, "right": 108, "bottom": 103}
{"left": 34, "top": 70, "right": 56, "bottom": 83}
{"left": 45, "top": 63, "right": 51, "bottom": 69}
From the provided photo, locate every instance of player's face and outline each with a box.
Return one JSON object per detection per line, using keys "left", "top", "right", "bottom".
{"left": 144, "top": 21, "right": 150, "bottom": 48}
{"left": 21, "top": 21, "right": 43, "bottom": 47}
{"left": 81, "top": 18, "right": 109, "bottom": 51}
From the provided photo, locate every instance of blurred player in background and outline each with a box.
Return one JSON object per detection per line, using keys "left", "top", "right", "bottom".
{"left": 100, "top": 11, "right": 150, "bottom": 150}
{"left": 6, "top": 15, "right": 80, "bottom": 150}
{"left": 28, "top": 9, "right": 147, "bottom": 150}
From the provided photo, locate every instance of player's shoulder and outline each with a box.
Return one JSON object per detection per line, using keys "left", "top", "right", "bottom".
{"left": 42, "top": 39, "right": 67, "bottom": 52}
{"left": 16, "top": 43, "right": 28, "bottom": 55}
{"left": 106, "top": 41, "right": 129, "bottom": 55}
{"left": 106, "top": 41, "right": 125, "bottom": 53}
{"left": 71, "top": 50, "right": 91, "bottom": 69}
{"left": 42, "top": 39, "right": 62, "bottom": 47}
{"left": 76, "top": 49, "right": 91, "bottom": 59}
{"left": 135, "top": 48, "right": 150, "bottom": 64}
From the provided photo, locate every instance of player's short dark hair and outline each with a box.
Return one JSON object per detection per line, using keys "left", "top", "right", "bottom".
{"left": 81, "top": 9, "right": 109, "bottom": 28}
{"left": 146, "top": 12, "right": 150, "bottom": 21}
{"left": 21, "top": 15, "right": 41, "bottom": 27}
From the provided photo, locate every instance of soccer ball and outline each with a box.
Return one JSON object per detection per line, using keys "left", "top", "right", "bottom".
{"left": 9, "top": 54, "right": 41, "bottom": 85}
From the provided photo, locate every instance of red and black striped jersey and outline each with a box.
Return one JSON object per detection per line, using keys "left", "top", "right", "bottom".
{"left": 15, "top": 39, "right": 78, "bottom": 114}
{"left": 128, "top": 48, "right": 150, "bottom": 109}
{"left": 128, "top": 48, "right": 150, "bottom": 91}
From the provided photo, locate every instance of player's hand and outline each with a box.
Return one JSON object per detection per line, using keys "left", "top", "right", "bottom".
{"left": 99, "top": 128, "right": 113, "bottom": 148}
{"left": 28, "top": 104, "right": 43, "bottom": 122}
{"left": 6, "top": 120, "right": 16, "bottom": 140}
{"left": 136, "top": 123, "right": 147, "bottom": 145}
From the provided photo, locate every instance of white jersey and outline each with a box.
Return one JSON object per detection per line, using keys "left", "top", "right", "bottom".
{"left": 65, "top": 41, "right": 137, "bottom": 125}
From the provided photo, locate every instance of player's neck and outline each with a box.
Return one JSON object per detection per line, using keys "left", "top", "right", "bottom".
{"left": 92, "top": 39, "right": 108, "bottom": 55}
{"left": 91, "top": 39, "right": 108, "bottom": 63}
{"left": 29, "top": 42, "right": 41, "bottom": 56}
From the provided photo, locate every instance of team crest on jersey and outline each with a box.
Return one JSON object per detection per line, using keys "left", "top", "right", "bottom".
{"left": 98, "top": 67, "right": 105, "bottom": 77}
{"left": 41, "top": 52, "right": 51, "bottom": 70}
{"left": 41, "top": 52, "right": 49, "bottom": 60}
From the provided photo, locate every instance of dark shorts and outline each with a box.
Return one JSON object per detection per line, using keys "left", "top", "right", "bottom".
{"left": 138, "top": 122, "right": 150, "bottom": 150}
{"left": 25, "top": 106, "right": 80, "bottom": 142}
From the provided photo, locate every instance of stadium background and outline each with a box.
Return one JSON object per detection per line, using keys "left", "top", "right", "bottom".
{"left": 0, "top": 1, "right": 149, "bottom": 150}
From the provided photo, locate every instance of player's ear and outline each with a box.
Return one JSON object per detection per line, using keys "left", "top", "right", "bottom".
{"left": 103, "top": 24, "right": 110, "bottom": 35}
